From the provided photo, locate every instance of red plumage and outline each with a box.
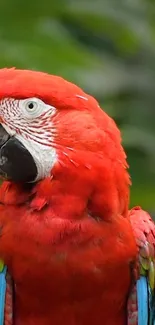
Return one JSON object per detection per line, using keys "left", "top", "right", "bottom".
{"left": 0, "top": 68, "right": 152, "bottom": 325}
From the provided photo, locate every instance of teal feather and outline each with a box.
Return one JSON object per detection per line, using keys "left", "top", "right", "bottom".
{"left": 0, "top": 265, "right": 7, "bottom": 325}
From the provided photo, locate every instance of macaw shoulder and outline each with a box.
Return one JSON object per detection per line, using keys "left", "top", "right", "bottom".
{"left": 129, "top": 207, "right": 155, "bottom": 246}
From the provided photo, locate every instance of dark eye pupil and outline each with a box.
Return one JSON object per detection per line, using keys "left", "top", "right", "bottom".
{"left": 28, "top": 102, "right": 34, "bottom": 109}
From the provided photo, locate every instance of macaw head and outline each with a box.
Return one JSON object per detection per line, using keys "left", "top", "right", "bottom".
{"left": 0, "top": 68, "right": 130, "bottom": 218}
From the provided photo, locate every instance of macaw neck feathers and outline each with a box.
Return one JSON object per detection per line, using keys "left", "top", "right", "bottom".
{"left": 0, "top": 179, "right": 51, "bottom": 209}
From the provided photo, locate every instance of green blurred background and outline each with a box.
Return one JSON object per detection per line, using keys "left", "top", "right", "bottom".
{"left": 0, "top": 0, "right": 155, "bottom": 212}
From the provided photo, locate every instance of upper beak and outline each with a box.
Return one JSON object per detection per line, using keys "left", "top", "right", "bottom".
{"left": 0, "top": 124, "right": 10, "bottom": 147}
{"left": 0, "top": 124, "right": 37, "bottom": 183}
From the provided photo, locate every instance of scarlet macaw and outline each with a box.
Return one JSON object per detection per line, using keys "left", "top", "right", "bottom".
{"left": 0, "top": 68, "right": 153, "bottom": 325}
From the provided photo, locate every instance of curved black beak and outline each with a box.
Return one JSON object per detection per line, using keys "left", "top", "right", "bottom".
{"left": 0, "top": 124, "right": 10, "bottom": 147}
{"left": 0, "top": 125, "right": 37, "bottom": 183}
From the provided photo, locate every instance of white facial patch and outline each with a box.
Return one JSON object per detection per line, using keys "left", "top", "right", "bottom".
{"left": 0, "top": 97, "right": 58, "bottom": 181}
{"left": 15, "top": 133, "right": 57, "bottom": 181}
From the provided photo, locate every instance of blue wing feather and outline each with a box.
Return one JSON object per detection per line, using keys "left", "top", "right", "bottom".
{"left": 0, "top": 266, "right": 7, "bottom": 325}
{"left": 137, "top": 275, "right": 155, "bottom": 325}
{"left": 137, "top": 276, "right": 148, "bottom": 325}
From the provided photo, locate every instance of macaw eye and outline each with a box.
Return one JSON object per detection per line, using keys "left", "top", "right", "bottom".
{"left": 21, "top": 98, "right": 44, "bottom": 119}
{"left": 20, "top": 97, "right": 56, "bottom": 120}
{"left": 25, "top": 100, "right": 38, "bottom": 114}
{"left": 27, "top": 102, "right": 35, "bottom": 110}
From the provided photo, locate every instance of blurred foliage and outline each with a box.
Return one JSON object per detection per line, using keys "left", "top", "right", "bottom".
{"left": 0, "top": 0, "right": 155, "bottom": 211}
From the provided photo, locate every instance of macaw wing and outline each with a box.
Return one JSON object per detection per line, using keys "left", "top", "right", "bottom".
{"left": 0, "top": 261, "right": 13, "bottom": 325}
{"left": 128, "top": 207, "right": 155, "bottom": 325}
